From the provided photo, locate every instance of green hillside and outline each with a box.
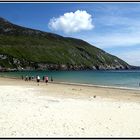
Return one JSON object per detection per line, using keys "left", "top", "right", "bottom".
{"left": 0, "top": 17, "right": 130, "bottom": 71}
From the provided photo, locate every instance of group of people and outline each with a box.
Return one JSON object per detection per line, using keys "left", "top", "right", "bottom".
{"left": 21, "top": 75, "right": 53, "bottom": 85}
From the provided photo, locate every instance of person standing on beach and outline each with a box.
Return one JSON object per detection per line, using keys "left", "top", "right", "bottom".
{"left": 36, "top": 75, "right": 40, "bottom": 86}
{"left": 31, "top": 76, "right": 34, "bottom": 80}
{"left": 42, "top": 76, "right": 45, "bottom": 81}
{"left": 29, "top": 76, "right": 31, "bottom": 81}
{"left": 25, "top": 75, "right": 28, "bottom": 81}
{"left": 51, "top": 76, "right": 53, "bottom": 82}
{"left": 45, "top": 76, "right": 48, "bottom": 84}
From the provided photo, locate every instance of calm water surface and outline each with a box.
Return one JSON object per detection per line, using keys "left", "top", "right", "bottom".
{"left": 0, "top": 70, "right": 140, "bottom": 88}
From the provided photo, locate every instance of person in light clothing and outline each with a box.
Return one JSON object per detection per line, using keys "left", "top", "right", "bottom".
{"left": 36, "top": 75, "right": 40, "bottom": 86}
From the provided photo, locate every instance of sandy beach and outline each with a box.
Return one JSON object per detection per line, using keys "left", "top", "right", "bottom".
{"left": 0, "top": 77, "right": 140, "bottom": 137}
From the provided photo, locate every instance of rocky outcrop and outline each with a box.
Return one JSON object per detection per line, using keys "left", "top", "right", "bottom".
{"left": 0, "top": 53, "right": 132, "bottom": 71}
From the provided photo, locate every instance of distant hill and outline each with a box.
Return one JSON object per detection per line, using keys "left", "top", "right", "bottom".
{"left": 0, "top": 17, "right": 131, "bottom": 71}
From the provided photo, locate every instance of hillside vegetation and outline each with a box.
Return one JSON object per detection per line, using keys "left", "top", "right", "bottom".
{"left": 0, "top": 17, "right": 130, "bottom": 71}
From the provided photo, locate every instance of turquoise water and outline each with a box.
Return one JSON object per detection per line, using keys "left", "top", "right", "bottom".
{"left": 0, "top": 70, "right": 140, "bottom": 88}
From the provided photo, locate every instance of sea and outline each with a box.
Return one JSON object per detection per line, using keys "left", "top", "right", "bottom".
{"left": 0, "top": 70, "right": 140, "bottom": 89}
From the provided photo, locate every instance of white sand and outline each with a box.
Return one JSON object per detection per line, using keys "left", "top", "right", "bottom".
{"left": 0, "top": 78, "right": 140, "bottom": 137}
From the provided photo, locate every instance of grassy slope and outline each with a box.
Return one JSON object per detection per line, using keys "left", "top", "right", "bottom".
{"left": 0, "top": 18, "right": 130, "bottom": 69}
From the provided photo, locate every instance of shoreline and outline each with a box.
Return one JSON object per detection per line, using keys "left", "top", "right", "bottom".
{"left": 0, "top": 75, "right": 140, "bottom": 92}
{"left": 52, "top": 81, "right": 140, "bottom": 91}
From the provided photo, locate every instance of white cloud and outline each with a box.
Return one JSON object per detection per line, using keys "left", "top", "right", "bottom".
{"left": 48, "top": 10, "right": 94, "bottom": 34}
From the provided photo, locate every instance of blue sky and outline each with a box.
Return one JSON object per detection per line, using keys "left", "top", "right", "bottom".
{"left": 0, "top": 2, "right": 140, "bottom": 66}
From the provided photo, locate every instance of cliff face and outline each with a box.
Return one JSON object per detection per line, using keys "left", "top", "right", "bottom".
{"left": 0, "top": 17, "right": 131, "bottom": 71}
